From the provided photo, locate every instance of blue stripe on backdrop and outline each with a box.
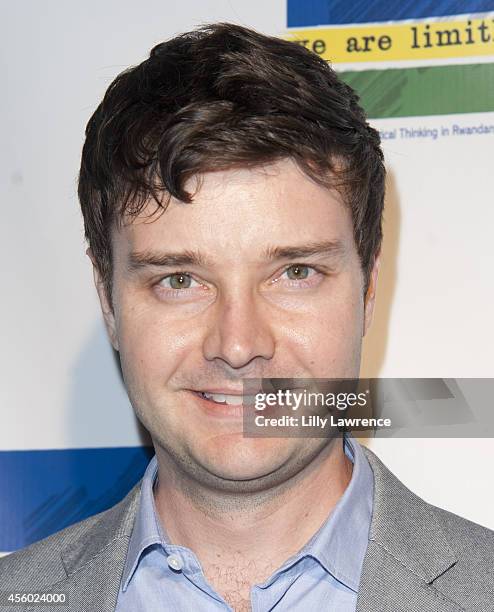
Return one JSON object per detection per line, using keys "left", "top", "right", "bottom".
{"left": 287, "top": 0, "right": 494, "bottom": 27}
{"left": 0, "top": 446, "right": 153, "bottom": 552}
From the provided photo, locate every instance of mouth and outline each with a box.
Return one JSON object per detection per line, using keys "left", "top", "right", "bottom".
{"left": 199, "top": 391, "right": 243, "bottom": 405}
{"left": 189, "top": 390, "right": 254, "bottom": 419}
{"left": 189, "top": 388, "right": 296, "bottom": 420}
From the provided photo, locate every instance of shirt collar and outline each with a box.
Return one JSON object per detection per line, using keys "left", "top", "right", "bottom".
{"left": 297, "top": 433, "right": 374, "bottom": 591}
{"left": 122, "top": 433, "right": 374, "bottom": 593}
{"left": 121, "top": 454, "right": 164, "bottom": 591}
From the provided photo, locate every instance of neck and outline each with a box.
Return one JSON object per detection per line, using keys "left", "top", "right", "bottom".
{"left": 153, "top": 437, "right": 353, "bottom": 580}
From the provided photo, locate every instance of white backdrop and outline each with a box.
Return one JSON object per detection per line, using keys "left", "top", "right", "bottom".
{"left": 1, "top": 0, "right": 493, "bottom": 544}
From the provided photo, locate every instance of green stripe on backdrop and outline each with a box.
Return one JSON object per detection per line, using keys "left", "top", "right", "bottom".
{"left": 339, "top": 63, "right": 494, "bottom": 118}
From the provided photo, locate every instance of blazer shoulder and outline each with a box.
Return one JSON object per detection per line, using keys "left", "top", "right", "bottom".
{"left": 0, "top": 512, "right": 102, "bottom": 588}
{"left": 431, "top": 501, "right": 494, "bottom": 560}
{"left": 426, "top": 500, "right": 494, "bottom": 609}
{"left": 0, "top": 482, "right": 141, "bottom": 589}
{"left": 361, "top": 443, "right": 494, "bottom": 609}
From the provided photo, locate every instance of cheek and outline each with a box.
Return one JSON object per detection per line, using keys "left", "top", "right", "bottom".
{"left": 115, "top": 299, "right": 189, "bottom": 387}
{"left": 296, "top": 280, "right": 364, "bottom": 374}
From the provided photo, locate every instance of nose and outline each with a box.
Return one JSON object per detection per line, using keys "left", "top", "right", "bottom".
{"left": 202, "top": 289, "right": 276, "bottom": 370}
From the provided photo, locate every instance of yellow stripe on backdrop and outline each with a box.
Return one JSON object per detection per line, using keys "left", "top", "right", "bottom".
{"left": 286, "top": 17, "right": 494, "bottom": 63}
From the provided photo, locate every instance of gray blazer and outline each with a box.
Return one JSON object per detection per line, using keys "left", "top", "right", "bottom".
{"left": 1, "top": 446, "right": 493, "bottom": 612}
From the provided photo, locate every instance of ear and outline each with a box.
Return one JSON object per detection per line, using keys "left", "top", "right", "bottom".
{"left": 86, "top": 247, "right": 119, "bottom": 351}
{"left": 363, "top": 251, "right": 380, "bottom": 337}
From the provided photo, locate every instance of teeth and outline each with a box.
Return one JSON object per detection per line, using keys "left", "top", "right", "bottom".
{"left": 202, "top": 392, "right": 244, "bottom": 405}
{"left": 225, "top": 394, "right": 243, "bottom": 405}
{"left": 205, "top": 392, "right": 225, "bottom": 403}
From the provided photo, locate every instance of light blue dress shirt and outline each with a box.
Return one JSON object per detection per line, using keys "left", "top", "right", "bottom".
{"left": 115, "top": 434, "right": 374, "bottom": 611}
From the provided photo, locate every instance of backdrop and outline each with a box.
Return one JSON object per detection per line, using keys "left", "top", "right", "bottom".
{"left": 1, "top": 0, "right": 493, "bottom": 553}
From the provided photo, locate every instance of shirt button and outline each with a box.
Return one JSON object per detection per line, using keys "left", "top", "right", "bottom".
{"left": 166, "top": 554, "right": 183, "bottom": 571}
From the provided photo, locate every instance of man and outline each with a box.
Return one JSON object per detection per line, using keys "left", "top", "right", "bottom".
{"left": 1, "top": 22, "right": 492, "bottom": 612}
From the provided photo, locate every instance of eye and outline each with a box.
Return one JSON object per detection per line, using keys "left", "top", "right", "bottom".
{"left": 284, "top": 265, "right": 312, "bottom": 280}
{"left": 160, "top": 273, "right": 199, "bottom": 290}
{"left": 153, "top": 271, "right": 210, "bottom": 303}
{"left": 271, "top": 264, "right": 324, "bottom": 290}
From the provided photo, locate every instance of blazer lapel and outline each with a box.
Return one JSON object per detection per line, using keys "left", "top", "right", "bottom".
{"left": 357, "top": 447, "right": 462, "bottom": 612}
{"left": 53, "top": 482, "right": 141, "bottom": 612}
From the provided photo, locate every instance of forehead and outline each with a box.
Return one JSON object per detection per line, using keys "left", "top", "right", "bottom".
{"left": 113, "top": 159, "right": 355, "bottom": 264}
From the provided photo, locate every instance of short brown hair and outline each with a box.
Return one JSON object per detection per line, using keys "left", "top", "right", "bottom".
{"left": 78, "top": 23, "right": 385, "bottom": 305}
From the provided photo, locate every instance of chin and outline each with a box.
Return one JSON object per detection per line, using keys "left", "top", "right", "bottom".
{"left": 196, "top": 434, "right": 302, "bottom": 485}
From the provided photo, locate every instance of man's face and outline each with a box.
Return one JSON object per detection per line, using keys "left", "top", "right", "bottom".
{"left": 92, "top": 159, "right": 378, "bottom": 491}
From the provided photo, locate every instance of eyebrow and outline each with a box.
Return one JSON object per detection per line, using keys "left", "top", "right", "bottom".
{"left": 126, "top": 249, "right": 211, "bottom": 272}
{"left": 126, "top": 239, "right": 345, "bottom": 272}
{"left": 262, "top": 240, "right": 346, "bottom": 261}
